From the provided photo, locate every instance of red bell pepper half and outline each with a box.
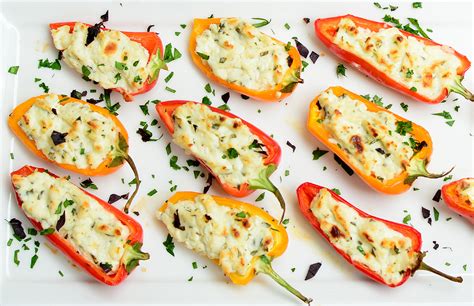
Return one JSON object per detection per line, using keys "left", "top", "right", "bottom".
{"left": 10, "top": 165, "right": 149, "bottom": 286}
{"left": 297, "top": 182, "right": 463, "bottom": 287}
{"left": 314, "top": 15, "right": 473, "bottom": 104}
{"left": 49, "top": 22, "right": 166, "bottom": 102}
{"left": 156, "top": 100, "right": 287, "bottom": 220}
{"left": 441, "top": 178, "right": 474, "bottom": 224}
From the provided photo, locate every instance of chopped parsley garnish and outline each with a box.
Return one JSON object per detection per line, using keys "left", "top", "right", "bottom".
{"left": 163, "top": 234, "right": 175, "bottom": 256}
{"left": 133, "top": 75, "right": 142, "bottom": 83}
{"left": 166, "top": 143, "right": 172, "bottom": 155}
{"left": 285, "top": 169, "right": 290, "bottom": 176}
{"left": 13, "top": 249, "right": 20, "bottom": 266}
{"left": 402, "top": 214, "right": 411, "bottom": 224}
{"left": 170, "top": 155, "right": 181, "bottom": 170}
{"left": 204, "top": 83, "right": 214, "bottom": 94}
{"left": 38, "top": 58, "right": 61, "bottom": 70}
{"left": 357, "top": 245, "right": 365, "bottom": 255}
{"left": 252, "top": 17, "right": 271, "bottom": 28}
{"left": 282, "top": 219, "right": 290, "bottom": 225}
{"left": 180, "top": 24, "right": 187, "bottom": 29}
{"left": 395, "top": 121, "right": 413, "bottom": 136}
{"left": 443, "top": 175, "right": 453, "bottom": 182}
{"left": 114, "top": 73, "right": 122, "bottom": 83}
{"left": 405, "top": 69, "right": 414, "bottom": 78}
{"left": 38, "top": 82, "right": 50, "bottom": 93}
{"left": 433, "top": 207, "right": 440, "bottom": 221}
{"left": 255, "top": 193, "right": 265, "bottom": 202}
{"left": 81, "top": 65, "right": 91, "bottom": 77}
{"left": 147, "top": 189, "right": 158, "bottom": 196}
{"left": 139, "top": 100, "right": 150, "bottom": 115}
{"left": 8, "top": 66, "right": 19, "bottom": 74}
{"left": 284, "top": 23, "right": 291, "bottom": 30}
{"left": 30, "top": 254, "right": 39, "bottom": 269}
{"left": 187, "top": 276, "right": 193, "bottom": 281}
{"left": 226, "top": 148, "right": 239, "bottom": 159}
{"left": 400, "top": 102, "right": 409, "bottom": 112}
{"left": 196, "top": 52, "right": 210, "bottom": 60}
{"left": 192, "top": 262, "right": 198, "bottom": 269}
{"left": 236, "top": 211, "right": 247, "bottom": 218}
{"left": 165, "top": 86, "right": 176, "bottom": 93}
{"left": 336, "top": 63, "right": 346, "bottom": 77}
{"left": 163, "top": 43, "right": 182, "bottom": 63}
{"left": 80, "top": 178, "right": 98, "bottom": 190}
{"left": 164, "top": 71, "right": 174, "bottom": 83}
{"left": 40, "top": 228, "right": 55, "bottom": 235}
{"left": 432, "top": 111, "right": 452, "bottom": 120}
{"left": 412, "top": 2, "right": 422, "bottom": 8}
{"left": 312, "top": 148, "right": 328, "bottom": 160}
{"left": 202, "top": 96, "right": 212, "bottom": 105}
{"left": 445, "top": 120, "right": 455, "bottom": 127}
{"left": 217, "top": 104, "right": 230, "bottom": 111}
{"left": 331, "top": 188, "right": 341, "bottom": 195}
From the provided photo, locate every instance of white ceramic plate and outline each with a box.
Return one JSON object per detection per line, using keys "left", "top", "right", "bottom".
{"left": 1, "top": 1, "right": 473, "bottom": 305}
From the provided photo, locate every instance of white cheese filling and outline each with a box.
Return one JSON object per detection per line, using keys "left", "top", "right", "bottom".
{"left": 456, "top": 178, "right": 474, "bottom": 207}
{"left": 12, "top": 170, "right": 130, "bottom": 273}
{"left": 172, "top": 102, "right": 267, "bottom": 187}
{"left": 310, "top": 188, "right": 417, "bottom": 285}
{"left": 333, "top": 18, "right": 462, "bottom": 99}
{"left": 18, "top": 94, "right": 120, "bottom": 169}
{"left": 51, "top": 22, "right": 150, "bottom": 94}
{"left": 195, "top": 18, "right": 290, "bottom": 91}
{"left": 318, "top": 89, "right": 414, "bottom": 181}
{"left": 157, "top": 194, "right": 274, "bottom": 275}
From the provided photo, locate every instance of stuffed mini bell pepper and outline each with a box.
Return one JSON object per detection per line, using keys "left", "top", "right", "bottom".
{"left": 8, "top": 94, "right": 140, "bottom": 213}
{"left": 11, "top": 165, "right": 149, "bottom": 285}
{"left": 297, "top": 182, "right": 463, "bottom": 287}
{"left": 315, "top": 15, "right": 473, "bottom": 103}
{"left": 307, "top": 86, "right": 452, "bottom": 194}
{"left": 156, "top": 100, "right": 287, "bottom": 220}
{"left": 157, "top": 192, "right": 312, "bottom": 304}
{"left": 50, "top": 13, "right": 166, "bottom": 102}
{"left": 190, "top": 17, "right": 303, "bottom": 102}
{"left": 442, "top": 178, "right": 474, "bottom": 223}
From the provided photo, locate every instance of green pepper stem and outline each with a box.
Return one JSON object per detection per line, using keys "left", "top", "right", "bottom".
{"left": 404, "top": 159, "right": 454, "bottom": 185}
{"left": 148, "top": 51, "right": 168, "bottom": 83}
{"left": 123, "top": 154, "right": 141, "bottom": 214}
{"left": 249, "top": 165, "right": 287, "bottom": 223}
{"left": 418, "top": 261, "right": 463, "bottom": 283}
{"left": 450, "top": 77, "right": 474, "bottom": 102}
{"left": 122, "top": 242, "right": 150, "bottom": 274}
{"left": 257, "top": 256, "right": 313, "bottom": 305}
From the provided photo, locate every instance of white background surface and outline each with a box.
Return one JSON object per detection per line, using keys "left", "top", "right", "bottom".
{"left": 0, "top": 1, "right": 473, "bottom": 305}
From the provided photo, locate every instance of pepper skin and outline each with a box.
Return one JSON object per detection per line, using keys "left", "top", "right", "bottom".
{"left": 297, "top": 182, "right": 463, "bottom": 287}
{"left": 307, "top": 86, "right": 452, "bottom": 194}
{"left": 10, "top": 165, "right": 149, "bottom": 286}
{"left": 156, "top": 100, "right": 287, "bottom": 220}
{"left": 315, "top": 15, "right": 473, "bottom": 103}
{"left": 8, "top": 95, "right": 141, "bottom": 213}
{"left": 190, "top": 18, "right": 303, "bottom": 102}
{"left": 49, "top": 22, "right": 166, "bottom": 102}
{"left": 159, "top": 191, "right": 312, "bottom": 304}
{"left": 441, "top": 178, "right": 474, "bottom": 223}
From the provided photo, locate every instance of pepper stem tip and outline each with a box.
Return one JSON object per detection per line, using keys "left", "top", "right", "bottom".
{"left": 418, "top": 261, "right": 463, "bottom": 283}
{"left": 405, "top": 159, "right": 454, "bottom": 185}
{"left": 123, "top": 154, "right": 141, "bottom": 214}
{"left": 123, "top": 242, "right": 150, "bottom": 274}
{"left": 450, "top": 77, "right": 474, "bottom": 102}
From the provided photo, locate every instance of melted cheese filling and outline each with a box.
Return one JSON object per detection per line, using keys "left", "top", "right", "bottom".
{"left": 12, "top": 170, "right": 130, "bottom": 273}
{"left": 455, "top": 178, "right": 474, "bottom": 207}
{"left": 51, "top": 22, "right": 150, "bottom": 94}
{"left": 333, "top": 18, "right": 462, "bottom": 99}
{"left": 311, "top": 188, "right": 417, "bottom": 285}
{"left": 195, "top": 18, "right": 290, "bottom": 91}
{"left": 319, "top": 89, "right": 414, "bottom": 181}
{"left": 18, "top": 94, "right": 119, "bottom": 169}
{"left": 157, "top": 194, "right": 274, "bottom": 275}
{"left": 172, "top": 102, "right": 267, "bottom": 187}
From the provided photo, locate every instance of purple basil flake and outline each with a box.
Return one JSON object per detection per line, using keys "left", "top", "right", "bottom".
{"left": 427, "top": 217, "right": 432, "bottom": 225}
{"left": 147, "top": 25, "right": 155, "bottom": 32}
{"left": 286, "top": 141, "right": 296, "bottom": 153}
{"left": 108, "top": 194, "right": 122, "bottom": 204}
{"left": 51, "top": 131, "right": 68, "bottom": 145}
{"left": 173, "top": 211, "right": 185, "bottom": 231}
{"left": 241, "top": 94, "right": 249, "bottom": 100}
{"left": 221, "top": 92, "right": 230, "bottom": 103}
{"left": 294, "top": 39, "right": 309, "bottom": 58}
{"left": 334, "top": 154, "right": 354, "bottom": 176}
{"left": 56, "top": 211, "right": 66, "bottom": 231}
{"left": 9, "top": 218, "right": 26, "bottom": 240}
{"left": 100, "top": 10, "right": 109, "bottom": 22}
{"left": 133, "top": 211, "right": 140, "bottom": 216}
{"left": 421, "top": 207, "right": 430, "bottom": 219}
{"left": 203, "top": 174, "right": 213, "bottom": 194}
{"left": 51, "top": 108, "right": 57, "bottom": 115}
{"left": 303, "top": 18, "right": 310, "bottom": 24}
{"left": 309, "top": 51, "right": 319, "bottom": 64}
{"left": 305, "top": 262, "right": 322, "bottom": 280}
{"left": 432, "top": 189, "right": 441, "bottom": 202}
{"left": 433, "top": 241, "right": 439, "bottom": 250}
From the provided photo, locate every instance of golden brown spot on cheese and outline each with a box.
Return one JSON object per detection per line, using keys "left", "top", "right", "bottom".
{"left": 223, "top": 41, "right": 234, "bottom": 49}
{"left": 98, "top": 224, "right": 109, "bottom": 231}
{"left": 350, "top": 135, "right": 364, "bottom": 153}
{"left": 231, "top": 227, "right": 240, "bottom": 238}
{"left": 333, "top": 205, "right": 350, "bottom": 234}
{"left": 362, "top": 231, "right": 374, "bottom": 243}
{"left": 241, "top": 218, "right": 250, "bottom": 229}
{"left": 422, "top": 72, "right": 433, "bottom": 88}
{"left": 114, "top": 228, "right": 122, "bottom": 236}
{"left": 104, "top": 42, "right": 117, "bottom": 55}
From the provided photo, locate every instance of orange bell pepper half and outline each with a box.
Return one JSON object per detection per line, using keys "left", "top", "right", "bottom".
{"left": 189, "top": 18, "right": 303, "bottom": 102}
{"left": 49, "top": 22, "right": 166, "bottom": 102}
{"left": 11, "top": 165, "right": 149, "bottom": 285}
{"left": 297, "top": 182, "right": 463, "bottom": 287}
{"left": 441, "top": 178, "right": 474, "bottom": 223}
{"left": 158, "top": 191, "right": 312, "bottom": 304}
{"left": 307, "top": 86, "right": 453, "bottom": 194}
{"left": 8, "top": 94, "right": 141, "bottom": 213}
{"left": 315, "top": 15, "right": 473, "bottom": 104}
{"left": 156, "top": 100, "right": 287, "bottom": 221}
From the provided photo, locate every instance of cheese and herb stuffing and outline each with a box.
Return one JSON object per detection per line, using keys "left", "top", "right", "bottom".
{"left": 453, "top": 178, "right": 474, "bottom": 207}
{"left": 332, "top": 18, "right": 463, "bottom": 100}
{"left": 318, "top": 89, "right": 416, "bottom": 181}
{"left": 310, "top": 188, "right": 418, "bottom": 285}
{"left": 195, "top": 18, "right": 291, "bottom": 91}
{"left": 12, "top": 170, "right": 130, "bottom": 273}
{"left": 51, "top": 22, "right": 155, "bottom": 95}
{"left": 157, "top": 194, "right": 275, "bottom": 275}
{"left": 172, "top": 102, "right": 267, "bottom": 187}
{"left": 17, "top": 94, "right": 120, "bottom": 169}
